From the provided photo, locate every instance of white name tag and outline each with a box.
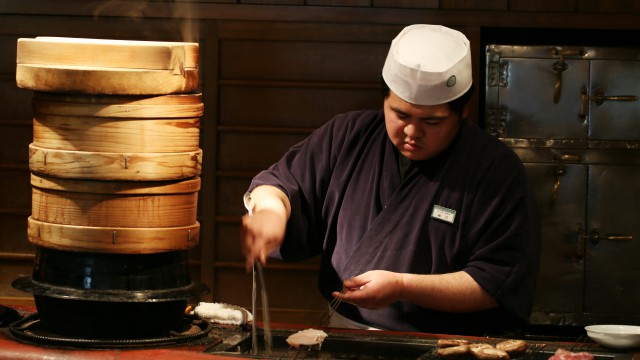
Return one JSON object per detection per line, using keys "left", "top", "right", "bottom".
{"left": 431, "top": 205, "right": 456, "bottom": 224}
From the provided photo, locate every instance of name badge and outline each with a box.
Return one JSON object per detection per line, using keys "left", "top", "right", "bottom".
{"left": 431, "top": 205, "right": 456, "bottom": 224}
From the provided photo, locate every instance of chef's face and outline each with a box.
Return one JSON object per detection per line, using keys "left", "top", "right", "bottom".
{"left": 384, "top": 91, "right": 466, "bottom": 161}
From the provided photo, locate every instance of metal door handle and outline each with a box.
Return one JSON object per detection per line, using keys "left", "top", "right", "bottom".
{"left": 602, "top": 235, "right": 634, "bottom": 241}
{"left": 549, "top": 155, "right": 580, "bottom": 209}
{"left": 552, "top": 58, "right": 568, "bottom": 103}
{"left": 549, "top": 48, "right": 585, "bottom": 104}
{"left": 557, "top": 154, "right": 581, "bottom": 162}
{"left": 580, "top": 88, "right": 639, "bottom": 119}
{"left": 550, "top": 166, "right": 566, "bottom": 208}
{"left": 578, "top": 228, "right": 633, "bottom": 256}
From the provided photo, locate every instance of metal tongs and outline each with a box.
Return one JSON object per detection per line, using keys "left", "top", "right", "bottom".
{"left": 318, "top": 287, "right": 345, "bottom": 326}
{"left": 243, "top": 192, "right": 272, "bottom": 356}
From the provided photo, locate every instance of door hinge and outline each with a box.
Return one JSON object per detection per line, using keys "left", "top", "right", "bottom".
{"left": 487, "top": 62, "right": 509, "bottom": 88}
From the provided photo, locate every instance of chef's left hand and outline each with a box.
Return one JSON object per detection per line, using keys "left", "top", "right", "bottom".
{"left": 331, "top": 270, "right": 404, "bottom": 310}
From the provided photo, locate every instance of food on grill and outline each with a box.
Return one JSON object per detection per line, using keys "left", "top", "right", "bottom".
{"left": 437, "top": 344, "right": 471, "bottom": 358}
{"left": 286, "top": 328, "right": 329, "bottom": 349}
{"left": 470, "top": 343, "right": 496, "bottom": 358}
{"left": 496, "top": 339, "right": 528, "bottom": 356}
{"left": 469, "top": 343, "right": 494, "bottom": 352}
{"left": 192, "top": 302, "right": 253, "bottom": 325}
{"left": 437, "top": 339, "right": 531, "bottom": 359}
{"left": 472, "top": 346, "right": 510, "bottom": 360}
{"left": 548, "top": 348, "right": 594, "bottom": 360}
{"left": 438, "top": 339, "right": 471, "bottom": 348}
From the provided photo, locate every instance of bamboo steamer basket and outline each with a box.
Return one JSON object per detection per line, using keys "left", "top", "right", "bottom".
{"left": 29, "top": 92, "right": 203, "bottom": 181}
{"left": 14, "top": 37, "right": 210, "bottom": 336}
{"left": 28, "top": 174, "right": 200, "bottom": 254}
{"left": 16, "top": 37, "right": 199, "bottom": 95}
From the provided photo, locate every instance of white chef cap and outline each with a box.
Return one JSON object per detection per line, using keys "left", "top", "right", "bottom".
{"left": 382, "top": 24, "right": 472, "bottom": 106}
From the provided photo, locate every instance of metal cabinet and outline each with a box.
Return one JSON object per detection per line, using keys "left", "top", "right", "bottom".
{"left": 485, "top": 45, "right": 640, "bottom": 326}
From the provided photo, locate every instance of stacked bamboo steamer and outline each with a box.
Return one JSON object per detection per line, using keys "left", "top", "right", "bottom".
{"left": 28, "top": 91, "right": 203, "bottom": 253}
{"left": 12, "top": 37, "right": 208, "bottom": 339}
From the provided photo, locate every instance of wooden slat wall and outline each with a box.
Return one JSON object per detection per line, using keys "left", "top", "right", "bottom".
{"left": 0, "top": 0, "right": 639, "bottom": 326}
{"left": 0, "top": 25, "right": 37, "bottom": 304}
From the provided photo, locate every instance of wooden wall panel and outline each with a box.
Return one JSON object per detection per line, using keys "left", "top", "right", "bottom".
{"left": 0, "top": 126, "right": 31, "bottom": 164}
{"left": 509, "top": 0, "right": 576, "bottom": 12}
{"left": 0, "top": 31, "right": 32, "bottom": 303}
{"left": 0, "top": 216, "right": 31, "bottom": 252}
{"left": 220, "top": 40, "right": 388, "bottom": 82}
{"left": 217, "top": 21, "right": 402, "bottom": 43}
{"left": 373, "top": 0, "right": 439, "bottom": 8}
{"left": 578, "top": 0, "right": 640, "bottom": 13}
{"left": 216, "top": 222, "right": 245, "bottom": 262}
{"left": 0, "top": 36, "right": 19, "bottom": 73}
{"left": 217, "top": 132, "right": 309, "bottom": 171}
{"left": 307, "top": 0, "right": 371, "bottom": 6}
{"left": 219, "top": 86, "right": 381, "bottom": 128}
{"left": 216, "top": 177, "right": 253, "bottom": 218}
{"left": 241, "top": 0, "right": 304, "bottom": 4}
{"left": 441, "top": 0, "right": 507, "bottom": 10}
{"left": 0, "top": 171, "right": 30, "bottom": 210}
{"left": 0, "top": 259, "right": 34, "bottom": 301}
{"left": 0, "top": 85, "right": 32, "bottom": 121}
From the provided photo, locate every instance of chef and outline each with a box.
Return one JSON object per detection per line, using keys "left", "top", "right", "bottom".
{"left": 240, "top": 24, "right": 540, "bottom": 336}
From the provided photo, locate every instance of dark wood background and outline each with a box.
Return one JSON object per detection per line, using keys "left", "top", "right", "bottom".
{"left": 1, "top": 0, "right": 639, "bottom": 326}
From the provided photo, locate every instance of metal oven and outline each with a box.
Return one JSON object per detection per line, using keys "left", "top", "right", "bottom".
{"left": 485, "top": 45, "right": 640, "bottom": 326}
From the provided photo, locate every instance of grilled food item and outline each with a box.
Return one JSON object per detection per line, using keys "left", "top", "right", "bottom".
{"left": 469, "top": 343, "right": 494, "bottom": 353}
{"left": 437, "top": 344, "right": 471, "bottom": 358}
{"left": 496, "top": 339, "right": 528, "bottom": 356}
{"left": 437, "top": 338, "right": 530, "bottom": 359}
{"left": 286, "top": 328, "right": 328, "bottom": 349}
{"left": 472, "top": 346, "right": 510, "bottom": 360}
{"left": 438, "top": 339, "right": 471, "bottom": 348}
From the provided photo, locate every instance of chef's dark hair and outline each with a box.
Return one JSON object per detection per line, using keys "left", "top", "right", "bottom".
{"left": 380, "top": 76, "right": 474, "bottom": 117}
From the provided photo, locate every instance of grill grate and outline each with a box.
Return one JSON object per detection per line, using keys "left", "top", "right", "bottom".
{"left": 9, "top": 313, "right": 217, "bottom": 348}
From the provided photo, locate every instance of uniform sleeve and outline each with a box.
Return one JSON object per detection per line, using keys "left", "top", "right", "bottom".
{"left": 461, "top": 143, "right": 541, "bottom": 325}
{"left": 248, "top": 112, "right": 369, "bottom": 261}
{"left": 249, "top": 141, "right": 325, "bottom": 260}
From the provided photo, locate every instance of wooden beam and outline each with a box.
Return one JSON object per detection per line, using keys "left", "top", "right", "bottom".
{"left": 1, "top": 2, "right": 640, "bottom": 30}
{"left": 0, "top": 252, "right": 34, "bottom": 261}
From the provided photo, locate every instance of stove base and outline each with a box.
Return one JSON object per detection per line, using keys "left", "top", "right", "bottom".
{"left": 9, "top": 313, "right": 215, "bottom": 348}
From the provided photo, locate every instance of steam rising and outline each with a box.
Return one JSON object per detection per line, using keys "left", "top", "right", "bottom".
{"left": 92, "top": 0, "right": 199, "bottom": 43}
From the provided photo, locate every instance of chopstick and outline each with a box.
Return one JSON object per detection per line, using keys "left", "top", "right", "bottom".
{"left": 256, "top": 261, "right": 272, "bottom": 354}
{"left": 251, "top": 262, "right": 258, "bottom": 355}
{"left": 244, "top": 192, "right": 272, "bottom": 356}
{"left": 318, "top": 287, "right": 345, "bottom": 326}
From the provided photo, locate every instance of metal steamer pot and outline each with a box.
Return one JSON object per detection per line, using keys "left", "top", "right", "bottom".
{"left": 13, "top": 247, "right": 208, "bottom": 339}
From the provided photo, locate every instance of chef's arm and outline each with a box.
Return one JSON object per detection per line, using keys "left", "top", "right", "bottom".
{"left": 246, "top": 185, "right": 291, "bottom": 218}
{"left": 338, "top": 270, "right": 497, "bottom": 312}
{"left": 399, "top": 271, "right": 498, "bottom": 312}
{"left": 240, "top": 185, "right": 291, "bottom": 271}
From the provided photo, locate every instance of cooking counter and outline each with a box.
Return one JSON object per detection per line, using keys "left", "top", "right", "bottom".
{"left": 1, "top": 305, "right": 638, "bottom": 360}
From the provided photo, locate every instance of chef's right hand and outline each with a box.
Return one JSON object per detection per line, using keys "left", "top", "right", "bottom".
{"left": 241, "top": 209, "right": 287, "bottom": 271}
{"left": 240, "top": 185, "right": 291, "bottom": 272}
